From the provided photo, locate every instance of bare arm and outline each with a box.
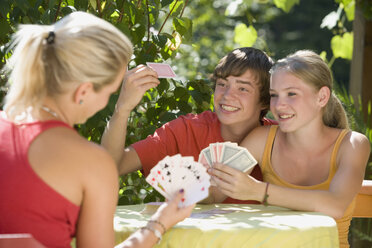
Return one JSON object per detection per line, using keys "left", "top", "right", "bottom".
{"left": 74, "top": 144, "right": 194, "bottom": 248}
{"left": 116, "top": 191, "right": 194, "bottom": 248}
{"left": 211, "top": 130, "right": 370, "bottom": 219}
{"left": 101, "top": 65, "right": 159, "bottom": 175}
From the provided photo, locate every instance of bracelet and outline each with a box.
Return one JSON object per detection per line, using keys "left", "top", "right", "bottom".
{"left": 262, "top": 182, "right": 270, "bottom": 206}
{"left": 148, "top": 220, "right": 166, "bottom": 234}
{"left": 141, "top": 226, "right": 162, "bottom": 244}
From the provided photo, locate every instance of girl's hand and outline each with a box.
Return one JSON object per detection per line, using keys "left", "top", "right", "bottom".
{"left": 116, "top": 65, "right": 160, "bottom": 114}
{"left": 209, "top": 163, "right": 260, "bottom": 201}
{"left": 151, "top": 190, "right": 195, "bottom": 231}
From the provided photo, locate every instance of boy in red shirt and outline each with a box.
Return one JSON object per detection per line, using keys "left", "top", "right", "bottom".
{"left": 102, "top": 47, "right": 275, "bottom": 204}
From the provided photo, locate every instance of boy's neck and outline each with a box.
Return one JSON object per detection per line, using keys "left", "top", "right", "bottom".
{"left": 220, "top": 120, "right": 261, "bottom": 144}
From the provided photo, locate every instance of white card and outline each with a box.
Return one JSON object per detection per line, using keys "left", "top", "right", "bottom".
{"left": 146, "top": 154, "right": 211, "bottom": 207}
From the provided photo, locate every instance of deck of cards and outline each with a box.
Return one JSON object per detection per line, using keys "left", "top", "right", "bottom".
{"left": 198, "top": 142, "right": 257, "bottom": 173}
{"left": 145, "top": 154, "right": 210, "bottom": 207}
{"left": 146, "top": 62, "right": 177, "bottom": 78}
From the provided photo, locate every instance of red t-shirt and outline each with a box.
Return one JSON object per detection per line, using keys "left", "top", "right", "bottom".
{"left": 0, "top": 113, "right": 80, "bottom": 248}
{"left": 132, "top": 111, "right": 276, "bottom": 204}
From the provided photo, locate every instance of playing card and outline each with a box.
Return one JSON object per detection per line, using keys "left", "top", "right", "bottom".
{"left": 146, "top": 154, "right": 211, "bottom": 207}
{"left": 223, "top": 148, "right": 257, "bottom": 172}
{"left": 146, "top": 170, "right": 171, "bottom": 198}
{"left": 220, "top": 142, "right": 240, "bottom": 163}
{"left": 198, "top": 142, "right": 257, "bottom": 175}
{"left": 146, "top": 62, "right": 177, "bottom": 78}
{"left": 200, "top": 146, "right": 212, "bottom": 166}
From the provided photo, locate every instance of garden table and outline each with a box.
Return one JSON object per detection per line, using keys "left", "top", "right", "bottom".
{"left": 114, "top": 203, "right": 339, "bottom": 248}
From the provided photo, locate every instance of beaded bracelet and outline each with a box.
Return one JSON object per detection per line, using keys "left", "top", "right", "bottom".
{"left": 148, "top": 219, "right": 166, "bottom": 234}
{"left": 141, "top": 225, "right": 162, "bottom": 244}
{"left": 262, "top": 182, "right": 270, "bottom": 206}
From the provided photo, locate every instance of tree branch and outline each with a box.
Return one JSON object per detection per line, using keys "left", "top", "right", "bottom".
{"left": 180, "top": 0, "right": 189, "bottom": 18}
{"left": 54, "top": 0, "right": 62, "bottom": 22}
{"left": 96, "top": 0, "right": 102, "bottom": 17}
{"left": 157, "top": 0, "right": 178, "bottom": 35}
{"left": 146, "top": 0, "right": 150, "bottom": 41}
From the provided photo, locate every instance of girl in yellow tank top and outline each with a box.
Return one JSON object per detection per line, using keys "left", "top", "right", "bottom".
{"left": 210, "top": 50, "right": 370, "bottom": 248}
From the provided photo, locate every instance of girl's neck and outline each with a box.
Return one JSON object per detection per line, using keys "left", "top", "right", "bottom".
{"left": 281, "top": 121, "right": 331, "bottom": 152}
{"left": 41, "top": 97, "right": 72, "bottom": 126}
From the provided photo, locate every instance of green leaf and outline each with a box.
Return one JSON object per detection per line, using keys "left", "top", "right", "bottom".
{"left": 273, "top": 0, "right": 300, "bottom": 13}
{"left": 153, "top": 34, "right": 168, "bottom": 48}
{"left": 174, "top": 86, "right": 188, "bottom": 99}
{"left": 89, "top": 0, "right": 96, "bottom": 10}
{"left": 0, "top": 19, "right": 11, "bottom": 41}
{"left": 61, "top": 6, "right": 76, "bottom": 15}
{"left": 331, "top": 32, "right": 353, "bottom": 60}
{"left": 48, "top": 0, "right": 57, "bottom": 9}
{"left": 0, "top": 1, "right": 10, "bottom": 19}
{"left": 169, "top": 0, "right": 183, "bottom": 17}
{"left": 157, "top": 79, "right": 170, "bottom": 94}
{"left": 159, "top": 111, "right": 177, "bottom": 122}
{"left": 173, "top": 17, "right": 192, "bottom": 41}
{"left": 342, "top": 0, "right": 355, "bottom": 21}
{"left": 74, "top": 0, "right": 88, "bottom": 10}
{"left": 161, "top": 0, "right": 174, "bottom": 8}
{"left": 178, "top": 101, "right": 192, "bottom": 113}
{"left": 15, "top": 0, "right": 30, "bottom": 14}
{"left": 234, "top": 23, "right": 257, "bottom": 47}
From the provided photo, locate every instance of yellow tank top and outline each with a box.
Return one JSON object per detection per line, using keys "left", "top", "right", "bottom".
{"left": 261, "top": 125, "right": 355, "bottom": 248}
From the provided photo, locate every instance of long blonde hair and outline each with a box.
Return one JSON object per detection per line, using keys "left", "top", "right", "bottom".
{"left": 272, "top": 50, "right": 349, "bottom": 129}
{"left": 3, "top": 11, "right": 133, "bottom": 120}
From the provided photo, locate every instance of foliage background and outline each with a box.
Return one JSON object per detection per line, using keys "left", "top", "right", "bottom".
{"left": 0, "top": 0, "right": 371, "bottom": 246}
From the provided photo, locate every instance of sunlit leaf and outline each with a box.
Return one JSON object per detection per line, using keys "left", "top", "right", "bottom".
{"left": 88, "top": 0, "right": 96, "bottom": 10}
{"left": 273, "top": 0, "right": 299, "bottom": 13}
{"left": 342, "top": 0, "right": 355, "bottom": 21}
{"left": 331, "top": 32, "right": 353, "bottom": 60}
{"left": 169, "top": 0, "right": 183, "bottom": 17}
{"left": 234, "top": 23, "right": 257, "bottom": 47}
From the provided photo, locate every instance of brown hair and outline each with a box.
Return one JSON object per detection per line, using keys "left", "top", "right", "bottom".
{"left": 271, "top": 50, "right": 349, "bottom": 129}
{"left": 211, "top": 47, "right": 274, "bottom": 120}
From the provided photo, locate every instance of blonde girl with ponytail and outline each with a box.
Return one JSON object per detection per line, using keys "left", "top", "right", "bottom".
{"left": 0, "top": 11, "right": 193, "bottom": 248}
{"left": 209, "top": 50, "right": 370, "bottom": 248}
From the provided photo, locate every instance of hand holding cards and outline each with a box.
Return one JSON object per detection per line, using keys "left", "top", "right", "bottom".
{"left": 145, "top": 154, "right": 210, "bottom": 207}
{"left": 146, "top": 62, "right": 176, "bottom": 78}
{"left": 198, "top": 142, "right": 257, "bottom": 173}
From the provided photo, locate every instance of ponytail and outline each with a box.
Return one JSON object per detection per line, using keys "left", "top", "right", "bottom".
{"left": 3, "top": 12, "right": 133, "bottom": 122}
{"left": 3, "top": 25, "right": 51, "bottom": 120}
{"left": 323, "top": 92, "right": 349, "bottom": 129}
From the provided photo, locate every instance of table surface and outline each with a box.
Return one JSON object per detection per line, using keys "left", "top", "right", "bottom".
{"left": 114, "top": 203, "right": 339, "bottom": 248}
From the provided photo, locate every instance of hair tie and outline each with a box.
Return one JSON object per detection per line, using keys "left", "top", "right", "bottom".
{"left": 46, "top": 31, "right": 55, "bottom": 44}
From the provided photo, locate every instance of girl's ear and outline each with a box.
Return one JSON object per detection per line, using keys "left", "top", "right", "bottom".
{"left": 318, "top": 86, "right": 331, "bottom": 107}
{"left": 73, "top": 82, "right": 94, "bottom": 105}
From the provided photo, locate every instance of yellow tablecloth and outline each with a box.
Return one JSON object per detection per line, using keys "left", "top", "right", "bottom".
{"left": 114, "top": 204, "right": 339, "bottom": 248}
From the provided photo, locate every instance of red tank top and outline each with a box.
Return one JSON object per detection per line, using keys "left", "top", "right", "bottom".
{"left": 0, "top": 113, "right": 80, "bottom": 248}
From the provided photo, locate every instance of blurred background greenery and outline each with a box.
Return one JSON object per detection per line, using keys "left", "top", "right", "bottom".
{"left": 0, "top": 0, "right": 371, "bottom": 246}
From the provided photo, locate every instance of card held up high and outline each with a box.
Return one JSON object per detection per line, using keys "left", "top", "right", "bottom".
{"left": 146, "top": 62, "right": 177, "bottom": 78}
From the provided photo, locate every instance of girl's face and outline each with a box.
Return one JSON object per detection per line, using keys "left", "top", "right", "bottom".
{"left": 269, "top": 70, "right": 323, "bottom": 132}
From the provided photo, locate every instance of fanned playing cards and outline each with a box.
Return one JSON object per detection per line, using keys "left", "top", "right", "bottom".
{"left": 146, "top": 154, "right": 210, "bottom": 207}
{"left": 198, "top": 142, "right": 257, "bottom": 173}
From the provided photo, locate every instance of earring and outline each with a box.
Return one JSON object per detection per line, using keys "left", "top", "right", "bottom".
{"left": 79, "top": 100, "right": 83, "bottom": 104}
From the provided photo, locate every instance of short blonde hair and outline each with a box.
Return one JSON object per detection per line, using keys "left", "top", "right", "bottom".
{"left": 272, "top": 50, "right": 349, "bottom": 129}
{"left": 3, "top": 11, "right": 133, "bottom": 120}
